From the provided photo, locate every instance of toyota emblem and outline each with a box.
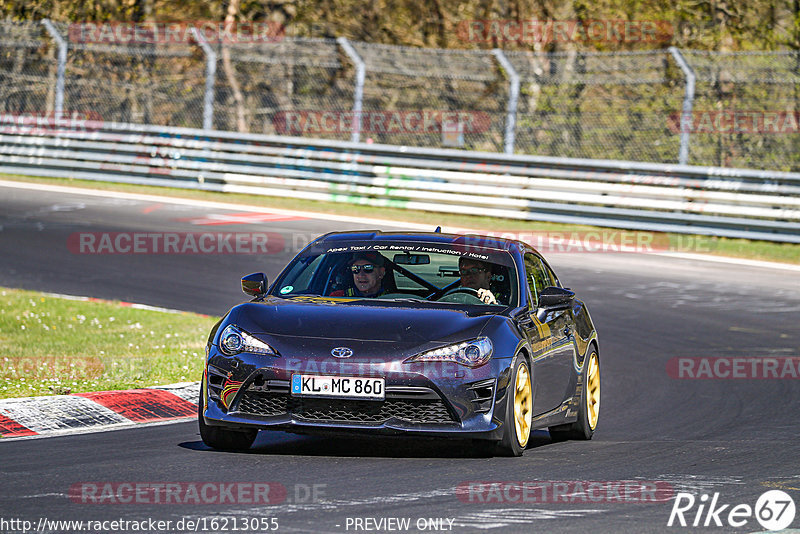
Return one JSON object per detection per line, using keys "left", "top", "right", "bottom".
{"left": 331, "top": 347, "right": 354, "bottom": 358}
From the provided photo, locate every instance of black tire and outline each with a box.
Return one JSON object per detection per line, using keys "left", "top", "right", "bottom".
{"left": 549, "top": 348, "right": 600, "bottom": 442}
{"left": 496, "top": 354, "right": 533, "bottom": 457}
{"left": 198, "top": 387, "right": 257, "bottom": 451}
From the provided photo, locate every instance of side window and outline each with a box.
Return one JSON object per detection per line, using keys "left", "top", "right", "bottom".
{"left": 523, "top": 253, "right": 548, "bottom": 306}
{"left": 276, "top": 254, "right": 324, "bottom": 295}
{"left": 541, "top": 260, "right": 559, "bottom": 288}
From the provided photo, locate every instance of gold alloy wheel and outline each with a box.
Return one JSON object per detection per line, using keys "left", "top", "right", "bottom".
{"left": 514, "top": 363, "right": 533, "bottom": 447}
{"left": 586, "top": 352, "right": 600, "bottom": 430}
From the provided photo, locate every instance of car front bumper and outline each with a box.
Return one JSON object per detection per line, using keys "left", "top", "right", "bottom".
{"left": 201, "top": 348, "right": 515, "bottom": 441}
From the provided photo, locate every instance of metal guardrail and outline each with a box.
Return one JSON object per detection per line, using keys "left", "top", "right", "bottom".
{"left": 0, "top": 116, "right": 798, "bottom": 243}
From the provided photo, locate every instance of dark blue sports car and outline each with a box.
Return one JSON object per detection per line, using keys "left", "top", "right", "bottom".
{"left": 199, "top": 231, "right": 600, "bottom": 456}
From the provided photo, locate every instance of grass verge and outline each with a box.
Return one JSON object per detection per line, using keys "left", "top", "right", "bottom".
{"left": 0, "top": 287, "right": 216, "bottom": 399}
{"left": 2, "top": 174, "right": 799, "bottom": 264}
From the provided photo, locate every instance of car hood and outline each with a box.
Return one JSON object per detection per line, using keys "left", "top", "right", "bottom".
{"left": 225, "top": 297, "right": 494, "bottom": 345}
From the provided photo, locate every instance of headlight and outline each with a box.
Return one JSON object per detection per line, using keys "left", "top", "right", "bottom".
{"left": 405, "top": 337, "right": 493, "bottom": 368}
{"left": 218, "top": 325, "right": 278, "bottom": 356}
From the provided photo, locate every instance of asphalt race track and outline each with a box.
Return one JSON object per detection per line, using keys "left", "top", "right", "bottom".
{"left": 1, "top": 181, "right": 799, "bottom": 533}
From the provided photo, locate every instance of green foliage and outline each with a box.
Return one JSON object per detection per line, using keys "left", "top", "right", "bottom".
{"left": 3, "top": 0, "right": 800, "bottom": 52}
{"left": 4, "top": 1, "right": 800, "bottom": 167}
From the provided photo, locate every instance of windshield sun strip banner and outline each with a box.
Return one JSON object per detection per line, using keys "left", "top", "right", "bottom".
{"left": 302, "top": 241, "right": 517, "bottom": 267}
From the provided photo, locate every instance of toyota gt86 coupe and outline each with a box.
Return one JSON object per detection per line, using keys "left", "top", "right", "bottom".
{"left": 199, "top": 231, "right": 600, "bottom": 456}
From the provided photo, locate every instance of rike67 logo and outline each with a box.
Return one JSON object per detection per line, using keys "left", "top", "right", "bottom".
{"left": 668, "top": 490, "right": 796, "bottom": 530}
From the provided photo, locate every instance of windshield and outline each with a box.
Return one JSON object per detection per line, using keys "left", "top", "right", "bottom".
{"left": 271, "top": 240, "right": 518, "bottom": 307}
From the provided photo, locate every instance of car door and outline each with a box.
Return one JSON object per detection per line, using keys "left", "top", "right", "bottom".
{"left": 521, "top": 252, "right": 576, "bottom": 416}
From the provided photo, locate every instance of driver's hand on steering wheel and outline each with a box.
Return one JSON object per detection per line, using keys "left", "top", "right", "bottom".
{"left": 477, "top": 288, "right": 497, "bottom": 305}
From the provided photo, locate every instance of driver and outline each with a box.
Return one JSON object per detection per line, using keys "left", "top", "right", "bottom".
{"left": 458, "top": 257, "right": 497, "bottom": 304}
{"left": 329, "top": 251, "right": 387, "bottom": 298}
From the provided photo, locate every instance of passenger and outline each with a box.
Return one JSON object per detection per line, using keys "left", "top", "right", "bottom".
{"left": 458, "top": 257, "right": 498, "bottom": 304}
{"left": 330, "top": 251, "right": 387, "bottom": 297}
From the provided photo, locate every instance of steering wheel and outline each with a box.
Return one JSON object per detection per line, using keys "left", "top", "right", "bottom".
{"left": 436, "top": 286, "right": 484, "bottom": 303}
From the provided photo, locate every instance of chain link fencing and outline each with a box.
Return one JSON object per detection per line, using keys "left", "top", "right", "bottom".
{"left": 3, "top": 19, "right": 800, "bottom": 171}
{"left": 683, "top": 50, "right": 800, "bottom": 171}
{"left": 351, "top": 42, "right": 507, "bottom": 151}
{"left": 506, "top": 49, "right": 686, "bottom": 164}
{"left": 213, "top": 37, "right": 355, "bottom": 137}
{"left": 50, "top": 21, "right": 206, "bottom": 128}
{"left": 0, "top": 21, "right": 56, "bottom": 115}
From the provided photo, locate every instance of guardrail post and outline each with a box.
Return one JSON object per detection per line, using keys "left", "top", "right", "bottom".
{"left": 337, "top": 37, "right": 365, "bottom": 144}
{"left": 491, "top": 49, "right": 519, "bottom": 155}
{"left": 191, "top": 27, "right": 217, "bottom": 131}
{"left": 669, "top": 47, "right": 695, "bottom": 166}
{"left": 41, "top": 19, "right": 67, "bottom": 121}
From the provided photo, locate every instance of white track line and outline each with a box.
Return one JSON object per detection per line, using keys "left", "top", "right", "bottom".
{"left": 38, "top": 291, "right": 208, "bottom": 315}
{"left": 0, "top": 179, "right": 431, "bottom": 230}
{"left": 1, "top": 179, "right": 797, "bottom": 272}
{"left": 653, "top": 251, "right": 800, "bottom": 272}
{"left": 0, "top": 416, "right": 194, "bottom": 442}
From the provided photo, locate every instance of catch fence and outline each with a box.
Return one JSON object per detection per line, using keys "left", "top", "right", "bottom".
{"left": 3, "top": 20, "right": 800, "bottom": 170}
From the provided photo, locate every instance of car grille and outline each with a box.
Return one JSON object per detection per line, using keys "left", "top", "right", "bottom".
{"left": 236, "top": 392, "right": 457, "bottom": 425}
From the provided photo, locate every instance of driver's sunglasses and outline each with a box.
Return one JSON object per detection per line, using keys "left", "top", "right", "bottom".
{"left": 350, "top": 264, "right": 376, "bottom": 274}
{"left": 459, "top": 267, "right": 487, "bottom": 276}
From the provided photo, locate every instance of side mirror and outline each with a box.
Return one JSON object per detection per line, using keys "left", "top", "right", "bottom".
{"left": 242, "top": 272, "right": 268, "bottom": 297}
{"left": 538, "top": 286, "right": 575, "bottom": 309}
{"left": 510, "top": 306, "right": 534, "bottom": 326}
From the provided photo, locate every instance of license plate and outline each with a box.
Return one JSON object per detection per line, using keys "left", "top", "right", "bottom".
{"left": 291, "top": 374, "right": 385, "bottom": 400}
